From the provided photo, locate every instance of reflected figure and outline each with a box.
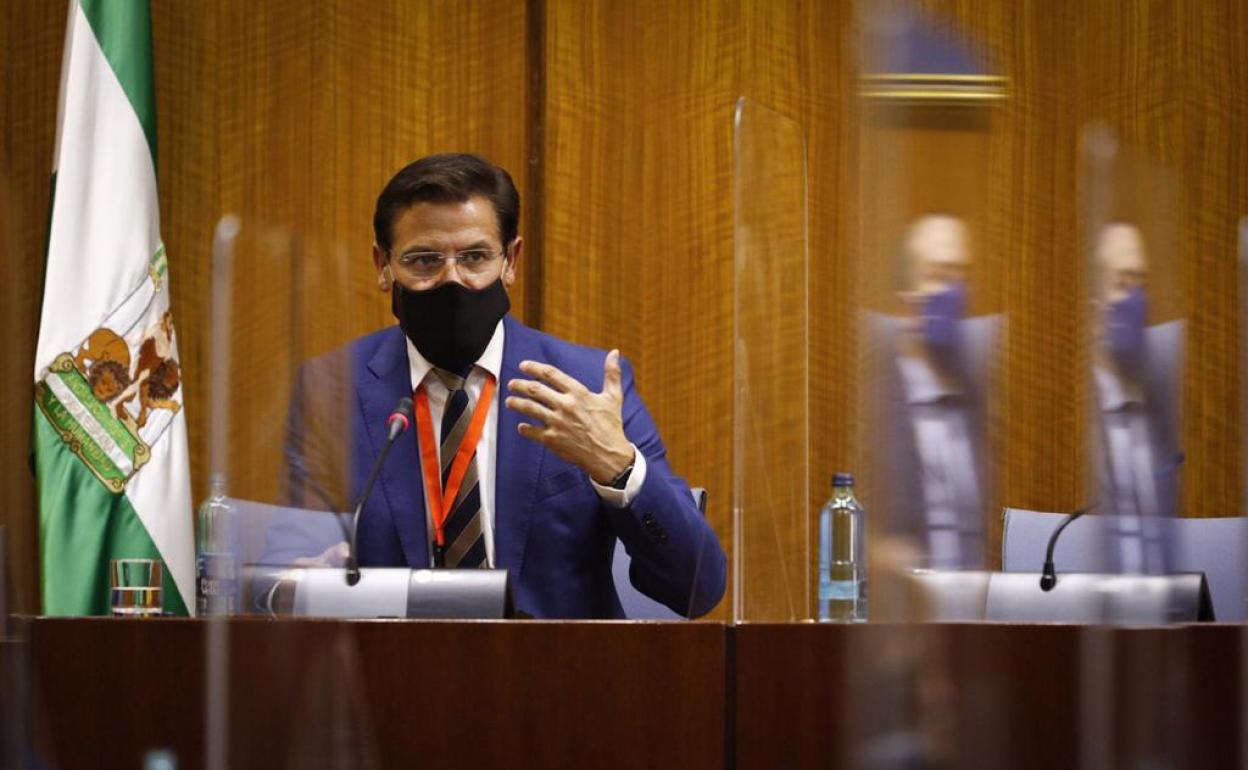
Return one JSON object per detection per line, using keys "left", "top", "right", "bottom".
{"left": 1241, "top": 218, "right": 1248, "bottom": 516}
{"left": 1092, "top": 223, "right": 1182, "bottom": 573}
{"left": 869, "top": 214, "right": 996, "bottom": 571}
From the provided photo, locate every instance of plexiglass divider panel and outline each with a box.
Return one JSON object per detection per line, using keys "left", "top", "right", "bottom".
{"left": 842, "top": 5, "right": 1014, "bottom": 766}
{"left": 204, "top": 215, "right": 380, "bottom": 768}
{"left": 732, "top": 97, "right": 812, "bottom": 624}
{"left": 1079, "top": 126, "right": 1194, "bottom": 768}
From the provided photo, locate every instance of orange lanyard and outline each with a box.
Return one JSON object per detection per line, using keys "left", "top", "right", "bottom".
{"left": 414, "top": 376, "right": 496, "bottom": 549}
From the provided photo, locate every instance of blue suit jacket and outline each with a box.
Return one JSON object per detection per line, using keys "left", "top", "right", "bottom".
{"left": 286, "top": 316, "right": 726, "bottom": 619}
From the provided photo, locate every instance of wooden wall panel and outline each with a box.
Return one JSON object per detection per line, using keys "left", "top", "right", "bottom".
{"left": 991, "top": 0, "right": 1084, "bottom": 550}
{"left": 1072, "top": 0, "right": 1246, "bottom": 519}
{"left": 150, "top": 0, "right": 531, "bottom": 503}
{"left": 1, "top": 0, "right": 529, "bottom": 608}
{"left": 0, "top": 0, "right": 69, "bottom": 613}
{"left": 899, "top": 0, "right": 1246, "bottom": 540}
{"left": 3, "top": 0, "right": 1245, "bottom": 620}
{"left": 542, "top": 0, "right": 853, "bottom": 618}
{"left": 541, "top": 0, "right": 740, "bottom": 617}
{"left": 738, "top": 1, "right": 856, "bottom": 617}
{"left": 1173, "top": 0, "right": 1247, "bottom": 519}
{"left": 857, "top": 107, "right": 995, "bottom": 312}
{"left": 905, "top": 1, "right": 1083, "bottom": 567}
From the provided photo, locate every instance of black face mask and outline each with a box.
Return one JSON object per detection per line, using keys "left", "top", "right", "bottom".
{"left": 392, "top": 278, "right": 510, "bottom": 374}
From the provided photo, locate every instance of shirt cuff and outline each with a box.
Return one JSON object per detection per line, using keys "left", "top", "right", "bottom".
{"left": 590, "top": 445, "right": 648, "bottom": 508}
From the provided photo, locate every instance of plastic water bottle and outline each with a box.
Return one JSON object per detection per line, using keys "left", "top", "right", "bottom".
{"left": 818, "top": 472, "right": 867, "bottom": 622}
{"left": 196, "top": 473, "right": 239, "bottom": 616}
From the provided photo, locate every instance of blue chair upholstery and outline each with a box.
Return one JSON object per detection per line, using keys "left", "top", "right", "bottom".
{"left": 1002, "top": 508, "right": 1248, "bottom": 621}
{"left": 612, "top": 488, "right": 708, "bottom": 619}
{"left": 1001, "top": 508, "right": 1112, "bottom": 573}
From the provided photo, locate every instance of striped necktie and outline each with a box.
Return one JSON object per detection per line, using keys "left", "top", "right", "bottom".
{"left": 433, "top": 368, "right": 487, "bottom": 568}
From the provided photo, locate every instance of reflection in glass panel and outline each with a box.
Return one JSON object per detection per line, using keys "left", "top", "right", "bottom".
{"left": 1082, "top": 128, "right": 1183, "bottom": 579}
{"left": 1078, "top": 125, "right": 1194, "bottom": 770}
{"left": 848, "top": 4, "right": 1013, "bottom": 768}
{"left": 868, "top": 214, "right": 995, "bottom": 573}
{"left": 858, "top": 1, "right": 1004, "bottom": 597}
{"left": 203, "top": 217, "right": 380, "bottom": 768}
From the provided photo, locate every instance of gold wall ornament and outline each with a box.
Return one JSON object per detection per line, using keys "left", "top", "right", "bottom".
{"left": 859, "top": 73, "right": 1008, "bottom": 105}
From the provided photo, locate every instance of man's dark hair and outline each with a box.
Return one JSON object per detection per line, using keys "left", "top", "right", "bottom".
{"left": 373, "top": 153, "right": 520, "bottom": 254}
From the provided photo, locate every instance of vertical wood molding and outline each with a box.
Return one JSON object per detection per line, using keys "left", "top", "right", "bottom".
{"left": 0, "top": 0, "right": 69, "bottom": 613}
{"left": 525, "top": 0, "right": 547, "bottom": 329}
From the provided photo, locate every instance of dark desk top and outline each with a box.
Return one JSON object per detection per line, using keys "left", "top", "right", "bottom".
{"left": 26, "top": 617, "right": 726, "bottom": 770}
{"left": 14, "top": 619, "right": 1244, "bottom": 770}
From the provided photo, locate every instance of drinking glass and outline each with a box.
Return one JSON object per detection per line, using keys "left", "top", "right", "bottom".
{"left": 109, "top": 559, "right": 163, "bottom": 617}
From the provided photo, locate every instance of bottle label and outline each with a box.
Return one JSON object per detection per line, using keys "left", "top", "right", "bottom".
{"left": 197, "top": 553, "right": 238, "bottom": 611}
{"left": 819, "top": 579, "right": 859, "bottom": 601}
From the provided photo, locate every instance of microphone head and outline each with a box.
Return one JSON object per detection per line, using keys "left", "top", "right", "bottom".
{"left": 387, "top": 396, "right": 414, "bottom": 435}
{"left": 1039, "top": 568, "right": 1057, "bottom": 592}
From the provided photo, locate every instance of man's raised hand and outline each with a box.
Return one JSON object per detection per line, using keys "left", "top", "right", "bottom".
{"left": 505, "top": 349, "right": 634, "bottom": 484}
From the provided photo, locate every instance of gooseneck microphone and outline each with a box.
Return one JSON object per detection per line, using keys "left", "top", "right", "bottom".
{"left": 1039, "top": 506, "right": 1093, "bottom": 592}
{"left": 345, "top": 397, "right": 414, "bottom": 586}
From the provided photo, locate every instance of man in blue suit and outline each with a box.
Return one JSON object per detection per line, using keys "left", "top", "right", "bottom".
{"left": 286, "top": 153, "right": 725, "bottom": 619}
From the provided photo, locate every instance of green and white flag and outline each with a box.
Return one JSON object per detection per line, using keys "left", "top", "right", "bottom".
{"left": 33, "top": 0, "right": 193, "bottom": 615}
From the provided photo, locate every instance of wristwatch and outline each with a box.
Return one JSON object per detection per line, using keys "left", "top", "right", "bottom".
{"left": 607, "top": 463, "right": 634, "bottom": 490}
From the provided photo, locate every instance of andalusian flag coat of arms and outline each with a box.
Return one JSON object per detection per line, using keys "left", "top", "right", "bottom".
{"left": 32, "top": 0, "right": 194, "bottom": 615}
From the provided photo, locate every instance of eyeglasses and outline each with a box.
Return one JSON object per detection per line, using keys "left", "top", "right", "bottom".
{"left": 391, "top": 248, "right": 504, "bottom": 280}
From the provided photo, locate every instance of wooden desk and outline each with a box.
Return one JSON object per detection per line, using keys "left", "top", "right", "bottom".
{"left": 24, "top": 619, "right": 1244, "bottom": 769}
{"left": 733, "top": 623, "right": 1242, "bottom": 769}
{"left": 29, "top": 618, "right": 726, "bottom": 770}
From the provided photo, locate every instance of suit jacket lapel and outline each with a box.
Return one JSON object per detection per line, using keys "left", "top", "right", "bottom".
{"left": 495, "top": 315, "right": 545, "bottom": 575}
{"left": 361, "top": 326, "right": 429, "bottom": 567}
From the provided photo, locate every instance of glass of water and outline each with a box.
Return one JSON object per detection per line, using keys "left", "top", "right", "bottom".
{"left": 110, "top": 559, "right": 163, "bottom": 617}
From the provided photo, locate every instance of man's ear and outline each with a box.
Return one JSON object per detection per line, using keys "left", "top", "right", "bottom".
{"left": 372, "top": 243, "right": 391, "bottom": 291}
{"left": 502, "top": 236, "right": 522, "bottom": 288}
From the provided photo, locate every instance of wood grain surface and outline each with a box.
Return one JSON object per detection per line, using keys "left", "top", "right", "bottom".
{"left": 540, "top": 0, "right": 740, "bottom": 617}
{"left": 541, "top": 0, "right": 855, "bottom": 620}
{"left": 734, "top": 622, "right": 1241, "bottom": 769}
{"left": 0, "top": 0, "right": 69, "bottom": 614}
{"left": 1, "top": 1, "right": 1245, "bottom": 619}
{"left": 151, "top": 0, "right": 532, "bottom": 505}
{"left": 25, "top": 618, "right": 1242, "bottom": 769}
{"left": 898, "top": 0, "right": 1085, "bottom": 571}
{"left": 31, "top": 617, "right": 726, "bottom": 770}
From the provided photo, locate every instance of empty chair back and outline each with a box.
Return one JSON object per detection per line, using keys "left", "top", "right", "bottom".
{"left": 613, "top": 488, "right": 708, "bottom": 619}
{"left": 1002, "top": 508, "right": 1248, "bottom": 621}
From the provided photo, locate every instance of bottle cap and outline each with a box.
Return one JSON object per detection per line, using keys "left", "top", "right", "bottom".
{"left": 209, "top": 472, "right": 228, "bottom": 495}
{"left": 833, "top": 472, "right": 854, "bottom": 487}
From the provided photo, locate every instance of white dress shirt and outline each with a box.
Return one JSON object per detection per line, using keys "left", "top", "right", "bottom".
{"left": 896, "top": 354, "right": 983, "bottom": 569}
{"left": 404, "top": 320, "right": 646, "bottom": 567}
{"left": 1095, "top": 365, "right": 1163, "bottom": 572}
